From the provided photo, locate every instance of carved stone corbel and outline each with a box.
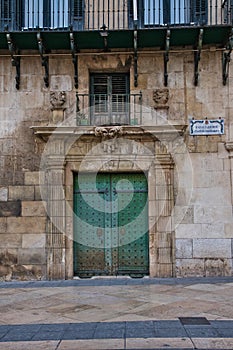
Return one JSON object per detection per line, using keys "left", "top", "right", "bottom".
{"left": 49, "top": 91, "right": 67, "bottom": 125}
{"left": 94, "top": 126, "right": 124, "bottom": 153}
{"left": 153, "top": 89, "right": 169, "bottom": 110}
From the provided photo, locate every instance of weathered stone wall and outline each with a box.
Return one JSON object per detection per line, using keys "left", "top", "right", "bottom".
{"left": 175, "top": 150, "right": 232, "bottom": 277}
{"left": 0, "top": 48, "right": 232, "bottom": 279}
{"left": 136, "top": 51, "right": 232, "bottom": 277}
{"left": 0, "top": 55, "right": 76, "bottom": 280}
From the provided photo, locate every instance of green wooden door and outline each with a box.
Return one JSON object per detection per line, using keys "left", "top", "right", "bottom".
{"left": 73, "top": 173, "right": 149, "bottom": 277}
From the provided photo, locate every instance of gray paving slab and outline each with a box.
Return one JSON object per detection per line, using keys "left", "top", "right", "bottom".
{"left": 32, "top": 331, "right": 65, "bottom": 341}
{"left": 66, "top": 322, "right": 98, "bottom": 332}
{"left": 154, "top": 320, "right": 184, "bottom": 328}
{"left": 0, "top": 332, "right": 9, "bottom": 340}
{"left": 0, "top": 326, "right": 12, "bottom": 332}
{"left": 210, "top": 320, "right": 233, "bottom": 328}
{"left": 62, "top": 330, "right": 96, "bottom": 340}
{"left": 0, "top": 277, "right": 232, "bottom": 349}
{"left": 216, "top": 328, "right": 233, "bottom": 337}
{"left": 39, "top": 324, "right": 69, "bottom": 332}
{"left": 94, "top": 322, "right": 125, "bottom": 338}
{"left": 7, "top": 324, "right": 42, "bottom": 332}
{"left": 0, "top": 276, "right": 232, "bottom": 289}
{"left": 184, "top": 325, "right": 221, "bottom": 338}
{"left": 1, "top": 332, "right": 35, "bottom": 342}
{"left": 155, "top": 327, "right": 188, "bottom": 338}
{"left": 94, "top": 328, "right": 125, "bottom": 339}
{"left": 0, "top": 319, "right": 232, "bottom": 343}
{"left": 126, "top": 322, "right": 156, "bottom": 338}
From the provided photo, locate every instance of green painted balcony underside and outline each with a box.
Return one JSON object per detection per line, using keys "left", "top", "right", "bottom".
{"left": 0, "top": 26, "right": 232, "bottom": 51}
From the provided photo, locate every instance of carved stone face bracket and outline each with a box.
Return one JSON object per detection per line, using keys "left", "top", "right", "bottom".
{"left": 49, "top": 91, "right": 67, "bottom": 125}
{"left": 50, "top": 91, "right": 67, "bottom": 109}
{"left": 153, "top": 89, "right": 169, "bottom": 109}
{"left": 94, "top": 126, "right": 124, "bottom": 153}
{"left": 94, "top": 126, "right": 124, "bottom": 139}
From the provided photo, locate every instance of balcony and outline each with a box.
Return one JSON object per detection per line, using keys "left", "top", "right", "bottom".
{"left": 0, "top": 0, "right": 232, "bottom": 52}
{"left": 76, "top": 92, "right": 142, "bottom": 126}
{"left": 1, "top": 0, "right": 232, "bottom": 31}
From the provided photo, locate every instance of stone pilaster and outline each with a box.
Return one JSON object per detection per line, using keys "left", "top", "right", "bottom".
{"left": 46, "top": 164, "right": 66, "bottom": 280}
{"left": 225, "top": 142, "right": 233, "bottom": 206}
{"left": 44, "top": 135, "right": 66, "bottom": 280}
{"left": 224, "top": 141, "right": 233, "bottom": 275}
{"left": 151, "top": 141, "right": 175, "bottom": 277}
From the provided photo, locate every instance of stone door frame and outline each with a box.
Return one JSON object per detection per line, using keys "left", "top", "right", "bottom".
{"left": 32, "top": 125, "right": 185, "bottom": 279}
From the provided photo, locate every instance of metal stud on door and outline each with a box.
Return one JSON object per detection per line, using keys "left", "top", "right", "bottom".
{"left": 73, "top": 173, "right": 149, "bottom": 278}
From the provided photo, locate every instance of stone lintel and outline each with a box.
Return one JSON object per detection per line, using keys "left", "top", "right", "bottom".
{"left": 31, "top": 125, "right": 187, "bottom": 141}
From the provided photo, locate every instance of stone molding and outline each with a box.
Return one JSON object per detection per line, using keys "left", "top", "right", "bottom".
{"left": 31, "top": 124, "right": 187, "bottom": 139}
{"left": 31, "top": 124, "right": 187, "bottom": 279}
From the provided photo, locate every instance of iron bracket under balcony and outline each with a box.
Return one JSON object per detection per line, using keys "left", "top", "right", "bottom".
{"left": 70, "top": 29, "right": 79, "bottom": 89}
{"left": 164, "top": 29, "right": 170, "bottom": 87}
{"left": 37, "top": 32, "right": 49, "bottom": 88}
{"left": 6, "top": 32, "right": 20, "bottom": 90}
{"left": 222, "top": 28, "right": 233, "bottom": 85}
{"left": 134, "top": 25, "right": 138, "bottom": 88}
{"left": 194, "top": 28, "right": 203, "bottom": 86}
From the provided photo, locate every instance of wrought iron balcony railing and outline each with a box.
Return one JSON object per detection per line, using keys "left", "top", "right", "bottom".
{"left": 76, "top": 93, "right": 142, "bottom": 126}
{"left": 1, "top": 0, "right": 232, "bottom": 32}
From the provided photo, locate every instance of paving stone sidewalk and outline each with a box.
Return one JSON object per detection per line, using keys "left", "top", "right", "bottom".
{"left": 0, "top": 277, "right": 233, "bottom": 349}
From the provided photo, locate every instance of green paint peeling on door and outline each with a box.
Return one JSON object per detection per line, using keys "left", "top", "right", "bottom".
{"left": 73, "top": 173, "right": 149, "bottom": 278}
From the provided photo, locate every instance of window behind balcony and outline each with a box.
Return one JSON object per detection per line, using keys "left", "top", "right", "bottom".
{"left": 142, "top": 0, "right": 207, "bottom": 25}
{"left": 1, "top": 0, "right": 11, "bottom": 22}
{"left": 1, "top": 0, "right": 210, "bottom": 30}
{"left": 22, "top": 0, "right": 83, "bottom": 29}
{"left": 23, "top": 0, "right": 67, "bottom": 28}
{"left": 0, "top": 0, "right": 14, "bottom": 29}
{"left": 90, "top": 73, "right": 130, "bottom": 126}
{"left": 191, "top": 0, "right": 207, "bottom": 24}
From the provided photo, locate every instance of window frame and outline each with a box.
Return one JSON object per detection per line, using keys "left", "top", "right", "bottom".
{"left": 21, "top": 0, "right": 83, "bottom": 29}
{"left": 90, "top": 73, "right": 130, "bottom": 126}
{"left": 138, "top": 0, "right": 207, "bottom": 26}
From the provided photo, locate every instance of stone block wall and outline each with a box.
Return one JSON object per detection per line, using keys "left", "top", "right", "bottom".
{"left": 174, "top": 149, "right": 233, "bottom": 277}
{"left": 0, "top": 48, "right": 232, "bottom": 279}
{"left": 0, "top": 171, "right": 47, "bottom": 280}
{"left": 120, "top": 49, "right": 232, "bottom": 277}
{"left": 0, "top": 56, "right": 76, "bottom": 280}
